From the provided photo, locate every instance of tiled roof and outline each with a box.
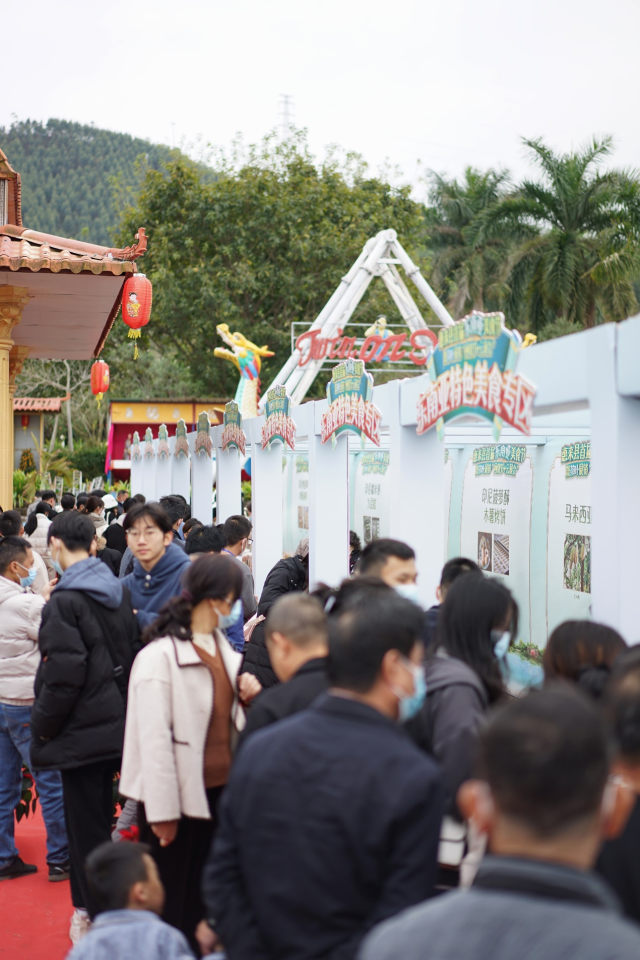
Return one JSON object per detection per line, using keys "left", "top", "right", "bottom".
{"left": 13, "top": 395, "right": 68, "bottom": 412}
{"left": 0, "top": 225, "right": 147, "bottom": 275}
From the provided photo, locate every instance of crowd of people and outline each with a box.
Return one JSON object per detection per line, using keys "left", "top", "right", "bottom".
{"left": 2, "top": 490, "right": 640, "bottom": 959}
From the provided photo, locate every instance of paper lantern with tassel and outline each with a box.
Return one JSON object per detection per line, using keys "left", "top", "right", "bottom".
{"left": 91, "top": 360, "right": 110, "bottom": 408}
{"left": 121, "top": 273, "right": 152, "bottom": 360}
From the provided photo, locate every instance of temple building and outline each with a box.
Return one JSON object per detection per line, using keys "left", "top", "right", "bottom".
{"left": 0, "top": 147, "right": 146, "bottom": 508}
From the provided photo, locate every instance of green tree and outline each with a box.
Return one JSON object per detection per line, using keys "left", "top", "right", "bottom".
{"left": 1, "top": 119, "right": 179, "bottom": 245}
{"left": 474, "top": 137, "right": 640, "bottom": 333}
{"left": 426, "top": 168, "right": 515, "bottom": 319}
{"left": 115, "top": 133, "right": 430, "bottom": 398}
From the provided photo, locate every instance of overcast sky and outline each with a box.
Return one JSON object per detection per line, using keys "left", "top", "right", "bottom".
{"left": 4, "top": 0, "right": 640, "bottom": 197}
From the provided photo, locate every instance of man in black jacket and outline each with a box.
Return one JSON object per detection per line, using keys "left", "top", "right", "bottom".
{"left": 200, "top": 594, "right": 443, "bottom": 960}
{"left": 241, "top": 538, "right": 309, "bottom": 688}
{"left": 30, "top": 511, "right": 138, "bottom": 943}
{"left": 240, "top": 593, "right": 329, "bottom": 743}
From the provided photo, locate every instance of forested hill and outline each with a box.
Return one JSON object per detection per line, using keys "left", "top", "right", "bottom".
{"left": 0, "top": 119, "right": 176, "bottom": 246}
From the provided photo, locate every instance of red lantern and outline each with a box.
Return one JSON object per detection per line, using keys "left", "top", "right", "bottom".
{"left": 121, "top": 273, "right": 152, "bottom": 360}
{"left": 91, "top": 360, "right": 110, "bottom": 408}
{"left": 21, "top": 415, "right": 30, "bottom": 430}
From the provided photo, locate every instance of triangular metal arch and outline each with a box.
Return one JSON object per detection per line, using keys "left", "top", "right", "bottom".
{"left": 261, "top": 228, "right": 454, "bottom": 408}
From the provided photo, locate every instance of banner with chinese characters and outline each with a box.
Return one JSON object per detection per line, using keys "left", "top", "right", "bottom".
{"left": 416, "top": 311, "right": 536, "bottom": 440}
{"left": 460, "top": 446, "right": 534, "bottom": 690}
{"left": 221, "top": 401, "right": 246, "bottom": 456}
{"left": 320, "top": 359, "right": 382, "bottom": 448}
{"left": 261, "top": 386, "right": 296, "bottom": 451}
{"left": 547, "top": 443, "right": 592, "bottom": 635}
{"left": 561, "top": 441, "right": 590, "bottom": 478}
{"left": 473, "top": 444, "right": 527, "bottom": 476}
{"left": 350, "top": 449, "right": 390, "bottom": 545}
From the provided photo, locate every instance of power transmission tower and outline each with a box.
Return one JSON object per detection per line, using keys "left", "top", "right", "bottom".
{"left": 278, "top": 94, "right": 295, "bottom": 140}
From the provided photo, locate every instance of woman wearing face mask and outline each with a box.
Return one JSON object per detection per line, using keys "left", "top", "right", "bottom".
{"left": 406, "top": 573, "right": 517, "bottom": 886}
{"left": 119, "top": 554, "right": 259, "bottom": 949}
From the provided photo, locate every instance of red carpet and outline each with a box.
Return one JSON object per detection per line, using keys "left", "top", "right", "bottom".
{"left": 0, "top": 807, "right": 71, "bottom": 959}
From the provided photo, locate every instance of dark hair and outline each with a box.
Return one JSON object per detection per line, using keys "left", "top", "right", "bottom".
{"left": 47, "top": 510, "right": 95, "bottom": 552}
{"left": 437, "top": 573, "right": 517, "bottom": 703}
{"left": 223, "top": 515, "right": 252, "bottom": 547}
{"left": 245, "top": 500, "right": 252, "bottom": 513}
{"left": 143, "top": 554, "right": 243, "bottom": 644}
{"left": 440, "top": 556, "right": 481, "bottom": 590}
{"left": 40, "top": 490, "right": 56, "bottom": 502}
{"left": 85, "top": 496, "right": 104, "bottom": 514}
{"left": 24, "top": 501, "right": 52, "bottom": 536}
{"left": 349, "top": 530, "right": 362, "bottom": 552}
{"left": 0, "top": 536, "right": 31, "bottom": 574}
{"left": 266, "top": 594, "right": 327, "bottom": 647}
{"left": 185, "top": 524, "right": 226, "bottom": 555}
{"left": 478, "top": 685, "right": 611, "bottom": 837}
{"left": 183, "top": 518, "right": 202, "bottom": 538}
{"left": 544, "top": 620, "right": 627, "bottom": 700}
{"left": 329, "top": 594, "right": 424, "bottom": 692}
{"left": 122, "top": 497, "right": 137, "bottom": 513}
{"left": 0, "top": 509, "right": 22, "bottom": 537}
{"left": 159, "top": 495, "right": 188, "bottom": 525}
{"left": 76, "top": 493, "right": 90, "bottom": 506}
{"left": 312, "top": 575, "right": 394, "bottom": 617}
{"left": 60, "top": 494, "right": 76, "bottom": 511}
{"left": 85, "top": 841, "right": 152, "bottom": 913}
{"left": 132, "top": 493, "right": 146, "bottom": 504}
{"left": 358, "top": 538, "right": 415, "bottom": 576}
{"left": 603, "top": 649, "right": 640, "bottom": 761}
{"left": 123, "top": 502, "right": 173, "bottom": 535}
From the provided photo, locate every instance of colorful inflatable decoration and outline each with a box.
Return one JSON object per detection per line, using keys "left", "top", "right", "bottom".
{"left": 214, "top": 324, "right": 274, "bottom": 420}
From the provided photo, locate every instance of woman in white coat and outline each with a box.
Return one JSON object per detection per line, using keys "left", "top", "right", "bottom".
{"left": 23, "top": 502, "right": 55, "bottom": 580}
{"left": 120, "top": 553, "right": 260, "bottom": 949}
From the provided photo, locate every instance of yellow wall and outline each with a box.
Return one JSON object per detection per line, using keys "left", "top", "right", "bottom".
{"left": 110, "top": 402, "right": 225, "bottom": 425}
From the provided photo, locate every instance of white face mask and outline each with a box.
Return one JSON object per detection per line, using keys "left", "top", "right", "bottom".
{"left": 394, "top": 583, "right": 421, "bottom": 607}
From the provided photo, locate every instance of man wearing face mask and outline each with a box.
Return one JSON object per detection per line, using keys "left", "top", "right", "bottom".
{"left": 199, "top": 594, "right": 443, "bottom": 960}
{"left": 357, "top": 538, "right": 421, "bottom": 604}
{"left": 0, "top": 508, "right": 50, "bottom": 594}
{"left": 30, "top": 511, "right": 139, "bottom": 944}
{"left": 0, "top": 536, "right": 68, "bottom": 882}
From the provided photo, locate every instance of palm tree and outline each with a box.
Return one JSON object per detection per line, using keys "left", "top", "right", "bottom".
{"left": 426, "top": 168, "right": 517, "bottom": 319}
{"left": 473, "top": 137, "right": 640, "bottom": 332}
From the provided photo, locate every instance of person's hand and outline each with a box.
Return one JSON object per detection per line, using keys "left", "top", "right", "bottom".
{"left": 195, "top": 920, "right": 219, "bottom": 956}
{"left": 238, "top": 673, "right": 262, "bottom": 704}
{"left": 150, "top": 820, "right": 179, "bottom": 847}
{"left": 40, "top": 578, "right": 58, "bottom": 602}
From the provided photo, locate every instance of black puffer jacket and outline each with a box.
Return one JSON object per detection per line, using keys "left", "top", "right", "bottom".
{"left": 31, "top": 558, "right": 139, "bottom": 771}
{"left": 241, "top": 555, "right": 308, "bottom": 689}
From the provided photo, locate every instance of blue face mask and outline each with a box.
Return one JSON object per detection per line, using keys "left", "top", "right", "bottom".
{"left": 492, "top": 629, "right": 511, "bottom": 660}
{"left": 17, "top": 562, "right": 37, "bottom": 589}
{"left": 394, "top": 583, "right": 421, "bottom": 607}
{"left": 216, "top": 598, "right": 242, "bottom": 630}
{"left": 395, "top": 659, "right": 427, "bottom": 722}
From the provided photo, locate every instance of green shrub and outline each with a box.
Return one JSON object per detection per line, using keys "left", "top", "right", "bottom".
{"left": 69, "top": 444, "right": 107, "bottom": 480}
{"left": 19, "top": 449, "right": 36, "bottom": 473}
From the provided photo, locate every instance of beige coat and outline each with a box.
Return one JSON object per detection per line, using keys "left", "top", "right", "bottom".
{"left": 26, "top": 514, "right": 55, "bottom": 580}
{"left": 120, "top": 631, "right": 246, "bottom": 823}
